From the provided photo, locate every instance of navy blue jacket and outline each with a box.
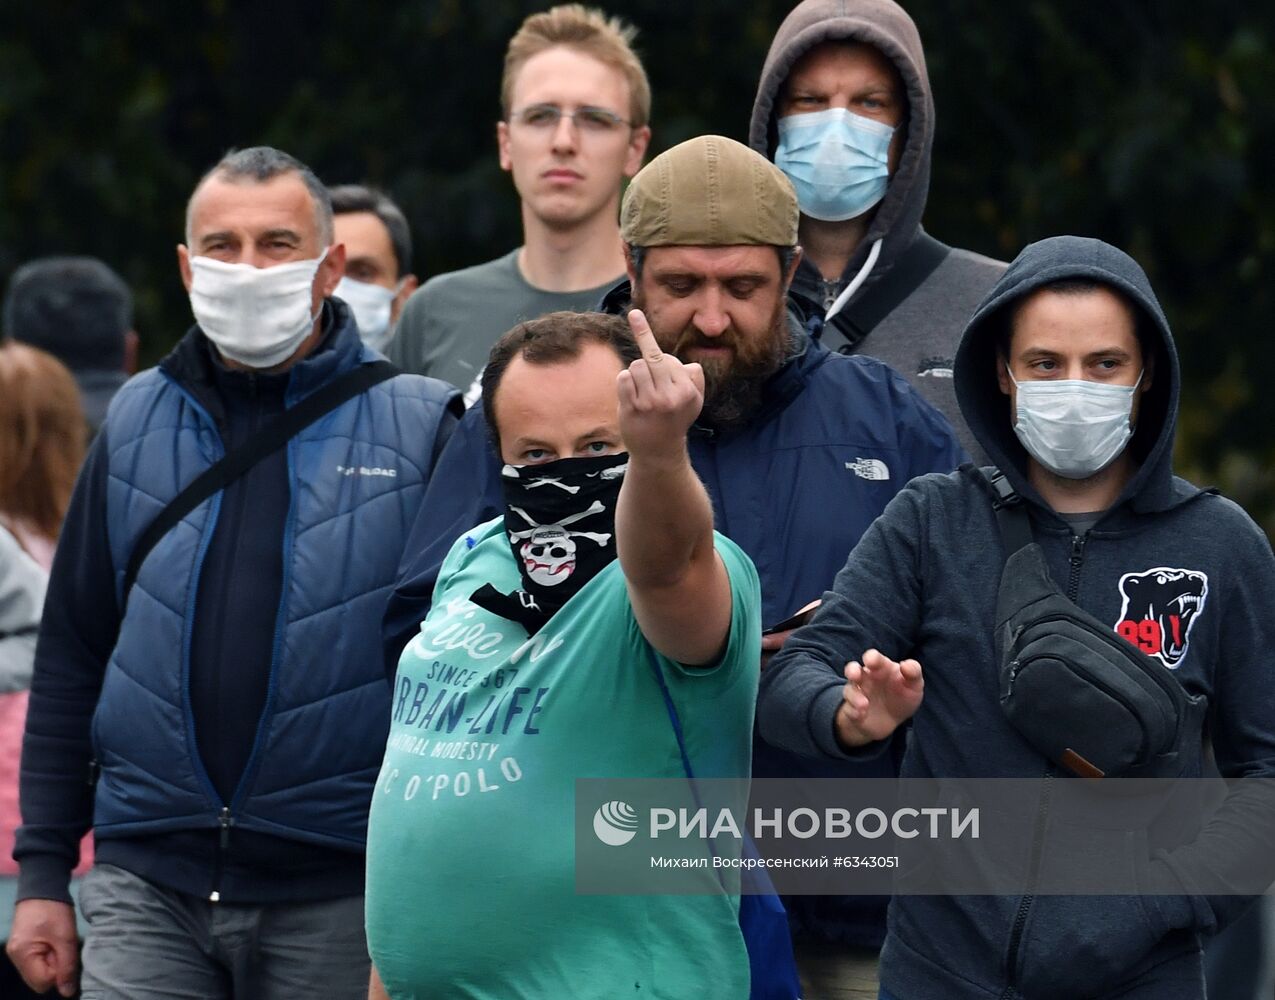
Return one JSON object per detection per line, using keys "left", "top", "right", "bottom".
{"left": 759, "top": 237, "right": 1275, "bottom": 999}
{"left": 17, "top": 301, "right": 460, "bottom": 904}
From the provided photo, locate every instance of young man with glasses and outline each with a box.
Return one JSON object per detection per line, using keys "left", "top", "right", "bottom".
{"left": 388, "top": 4, "right": 651, "bottom": 400}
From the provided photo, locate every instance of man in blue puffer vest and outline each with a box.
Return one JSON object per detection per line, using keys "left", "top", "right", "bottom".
{"left": 7, "top": 147, "right": 461, "bottom": 999}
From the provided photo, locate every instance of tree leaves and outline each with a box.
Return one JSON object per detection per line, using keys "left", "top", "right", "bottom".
{"left": 2, "top": 1, "right": 1273, "bottom": 530}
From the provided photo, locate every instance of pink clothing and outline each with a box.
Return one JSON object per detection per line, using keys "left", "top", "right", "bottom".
{"left": 0, "top": 525, "right": 92, "bottom": 876}
{"left": 0, "top": 691, "right": 28, "bottom": 875}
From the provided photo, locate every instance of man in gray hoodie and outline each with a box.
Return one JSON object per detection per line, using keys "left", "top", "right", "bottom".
{"left": 759, "top": 236, "right": 1275, "bottom": 999}
{"left": 750, "top": 0, "right": 1004, "bottom": 460}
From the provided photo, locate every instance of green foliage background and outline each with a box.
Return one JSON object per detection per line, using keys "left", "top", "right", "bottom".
{"left": 2, "top": 1, "right": 1273, "bottom": 531}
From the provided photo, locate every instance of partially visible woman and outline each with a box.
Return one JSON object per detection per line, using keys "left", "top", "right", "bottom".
{"left": 0, "top": 342, "right": 89, "bottom": 960}
{"left": 0, "top": 341, "right": 86, "bottom": 567}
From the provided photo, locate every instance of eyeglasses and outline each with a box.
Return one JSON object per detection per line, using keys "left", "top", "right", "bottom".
{"left": 509, "top": 104, "right": 633, "bottom": 134}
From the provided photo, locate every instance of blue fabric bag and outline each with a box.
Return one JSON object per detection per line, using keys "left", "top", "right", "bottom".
{"left": 646, "top": 650, "right": 803, "bottom": 1000}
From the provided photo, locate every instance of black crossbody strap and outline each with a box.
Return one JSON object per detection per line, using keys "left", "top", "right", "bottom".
{"left": 984, "top": 467, "right": 1035, "bottom": 557}
{"left": 825, "top": 232, "right": 951, "bottom": 350}
{"left": 122, "top": 360, "right": 398, "bottom": 604}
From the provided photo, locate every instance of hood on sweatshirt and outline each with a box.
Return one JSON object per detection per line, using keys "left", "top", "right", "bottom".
{"left": 954, "top": 235, "right": 1182, "bottom": 514}
{"left": 749, "top": 0, "right": 934, "bottom": 282}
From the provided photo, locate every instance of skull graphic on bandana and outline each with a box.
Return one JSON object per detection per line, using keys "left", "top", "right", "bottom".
{"left": 520, "top": 527, "right": 578, "bottom": 586}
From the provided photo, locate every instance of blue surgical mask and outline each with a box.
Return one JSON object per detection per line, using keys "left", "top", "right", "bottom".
{"left": 1010, "top": 371, "right": 1144, "bottom": 480}
{"left": 774, "top": 108, "right": 895, "bottom": 222}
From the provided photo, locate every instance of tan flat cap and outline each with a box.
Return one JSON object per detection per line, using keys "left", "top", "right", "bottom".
{"left": 621, "top": 135, "right": 799, "bottom": 247}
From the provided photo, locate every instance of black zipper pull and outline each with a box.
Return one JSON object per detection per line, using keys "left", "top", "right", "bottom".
{"left": 219, "top": 807, "right": 234, "bottom": 850}
{"left": 1066, "top": 534, "right": 1088, "bottom": 602}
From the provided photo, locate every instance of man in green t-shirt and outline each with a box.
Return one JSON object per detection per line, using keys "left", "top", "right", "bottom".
{"left": 366, "top": 308, "right": 762, "bottom": 999}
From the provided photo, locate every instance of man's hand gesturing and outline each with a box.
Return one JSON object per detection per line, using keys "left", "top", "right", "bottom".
{"left": 834, "top": 648, "right": 924, "bottom": 748}
{"left": 617, "top": 309, "right": 704, "bottom": 462}
{"left": 7, "top": 898, "right": 79, "bottom": 997}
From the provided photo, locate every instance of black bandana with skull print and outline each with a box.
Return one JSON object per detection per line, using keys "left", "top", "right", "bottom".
{"left": 470, "top": 453, "right": 628, "bottom": 633}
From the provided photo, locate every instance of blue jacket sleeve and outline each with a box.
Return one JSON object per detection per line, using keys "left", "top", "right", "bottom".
{"left": 15, "top": 428, "right": 117, "bottom": 902}
{"left": 757, "top": 481, "right": 927, "bottom": 761}
{"left": 382, "top": 404, "right": 503, "bottom": 677}
{"left": 431, "top": 391, "right": 463, "bottom": 464}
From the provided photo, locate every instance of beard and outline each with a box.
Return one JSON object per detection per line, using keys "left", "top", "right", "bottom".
{"left": 630, "top": 289, "right": 794, "bottom": 434}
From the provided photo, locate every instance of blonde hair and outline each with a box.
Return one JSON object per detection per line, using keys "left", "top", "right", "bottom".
{"left": 0, "top": 342, "right": 87, "bottom": 540}
{"left": 502, "top": 4, "right": 651, "bottom": 128}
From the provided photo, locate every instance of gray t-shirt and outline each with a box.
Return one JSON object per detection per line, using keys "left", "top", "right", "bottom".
{"left": 1058, "top": 510, "right": 1105, "bottom": 536}
{"left": 387, "top": 249, "right": 621, "bottom": 396}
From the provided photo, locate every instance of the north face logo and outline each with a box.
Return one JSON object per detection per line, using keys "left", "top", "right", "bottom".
{"left": 916, "top": 356, "right": 954, "bottom": 379}
{"left": 846, "top": 458, "right": 890, "bottom": 481}
{"left": 1114, "top": 567, "right": 1209, "bottom": 669}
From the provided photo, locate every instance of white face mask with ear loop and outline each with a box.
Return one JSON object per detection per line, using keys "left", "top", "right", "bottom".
{"left": 1009, "top": 369, "right": 1144, "bottom": 480}
{"left": 189, "top": 249, "right": 329, "bottom": 369}
{"left": 334, "top": 275, "right": 399, "bottom": 352}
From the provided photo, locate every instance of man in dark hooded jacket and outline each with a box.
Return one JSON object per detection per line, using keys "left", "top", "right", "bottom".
{"left": 751, "top": 0, "right": 1005, "bottom": 461}
{"left": 758, "top": 236, "right": 1275, "bottom": 999}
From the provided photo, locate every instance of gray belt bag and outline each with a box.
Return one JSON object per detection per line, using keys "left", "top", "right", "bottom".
{"left": 985, "top": 470, "right": 1205, "bottom": 779}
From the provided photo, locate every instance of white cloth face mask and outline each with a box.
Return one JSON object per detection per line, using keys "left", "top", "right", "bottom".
{"left": 189, "top": 250, "right": 327, "bottom": 369}
{"left": 1010, "top": 370, "right": 1143, "bottom": 479}
{"left": 334, "top": 275, "right": 397, "bottom": 352}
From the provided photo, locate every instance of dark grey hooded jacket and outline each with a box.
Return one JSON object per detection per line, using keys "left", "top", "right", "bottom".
{"left": 750, "top": 0, "right": 1006, "bottom": 460}
{"left": 758, "top": 236, "right": 1275, "bottom": 999}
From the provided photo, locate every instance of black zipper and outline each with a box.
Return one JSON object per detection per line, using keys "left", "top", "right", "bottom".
{"left": 1000, "top": 768, "right": 1056, "bottom": 997}
{"left": 206, "top": 375, "right": 261, "bottom": 908}
{"left": 207, "top": 376, "right": 259, "bottom": 904}
{"left": 208, "top": 806, "right": 235, "bottom": 901}
{"left": 1001, "top": 535, "right": 1086, "bottom": 994}
{"left": 1067, "top": 532, "right": 1087, "bottom": 602}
